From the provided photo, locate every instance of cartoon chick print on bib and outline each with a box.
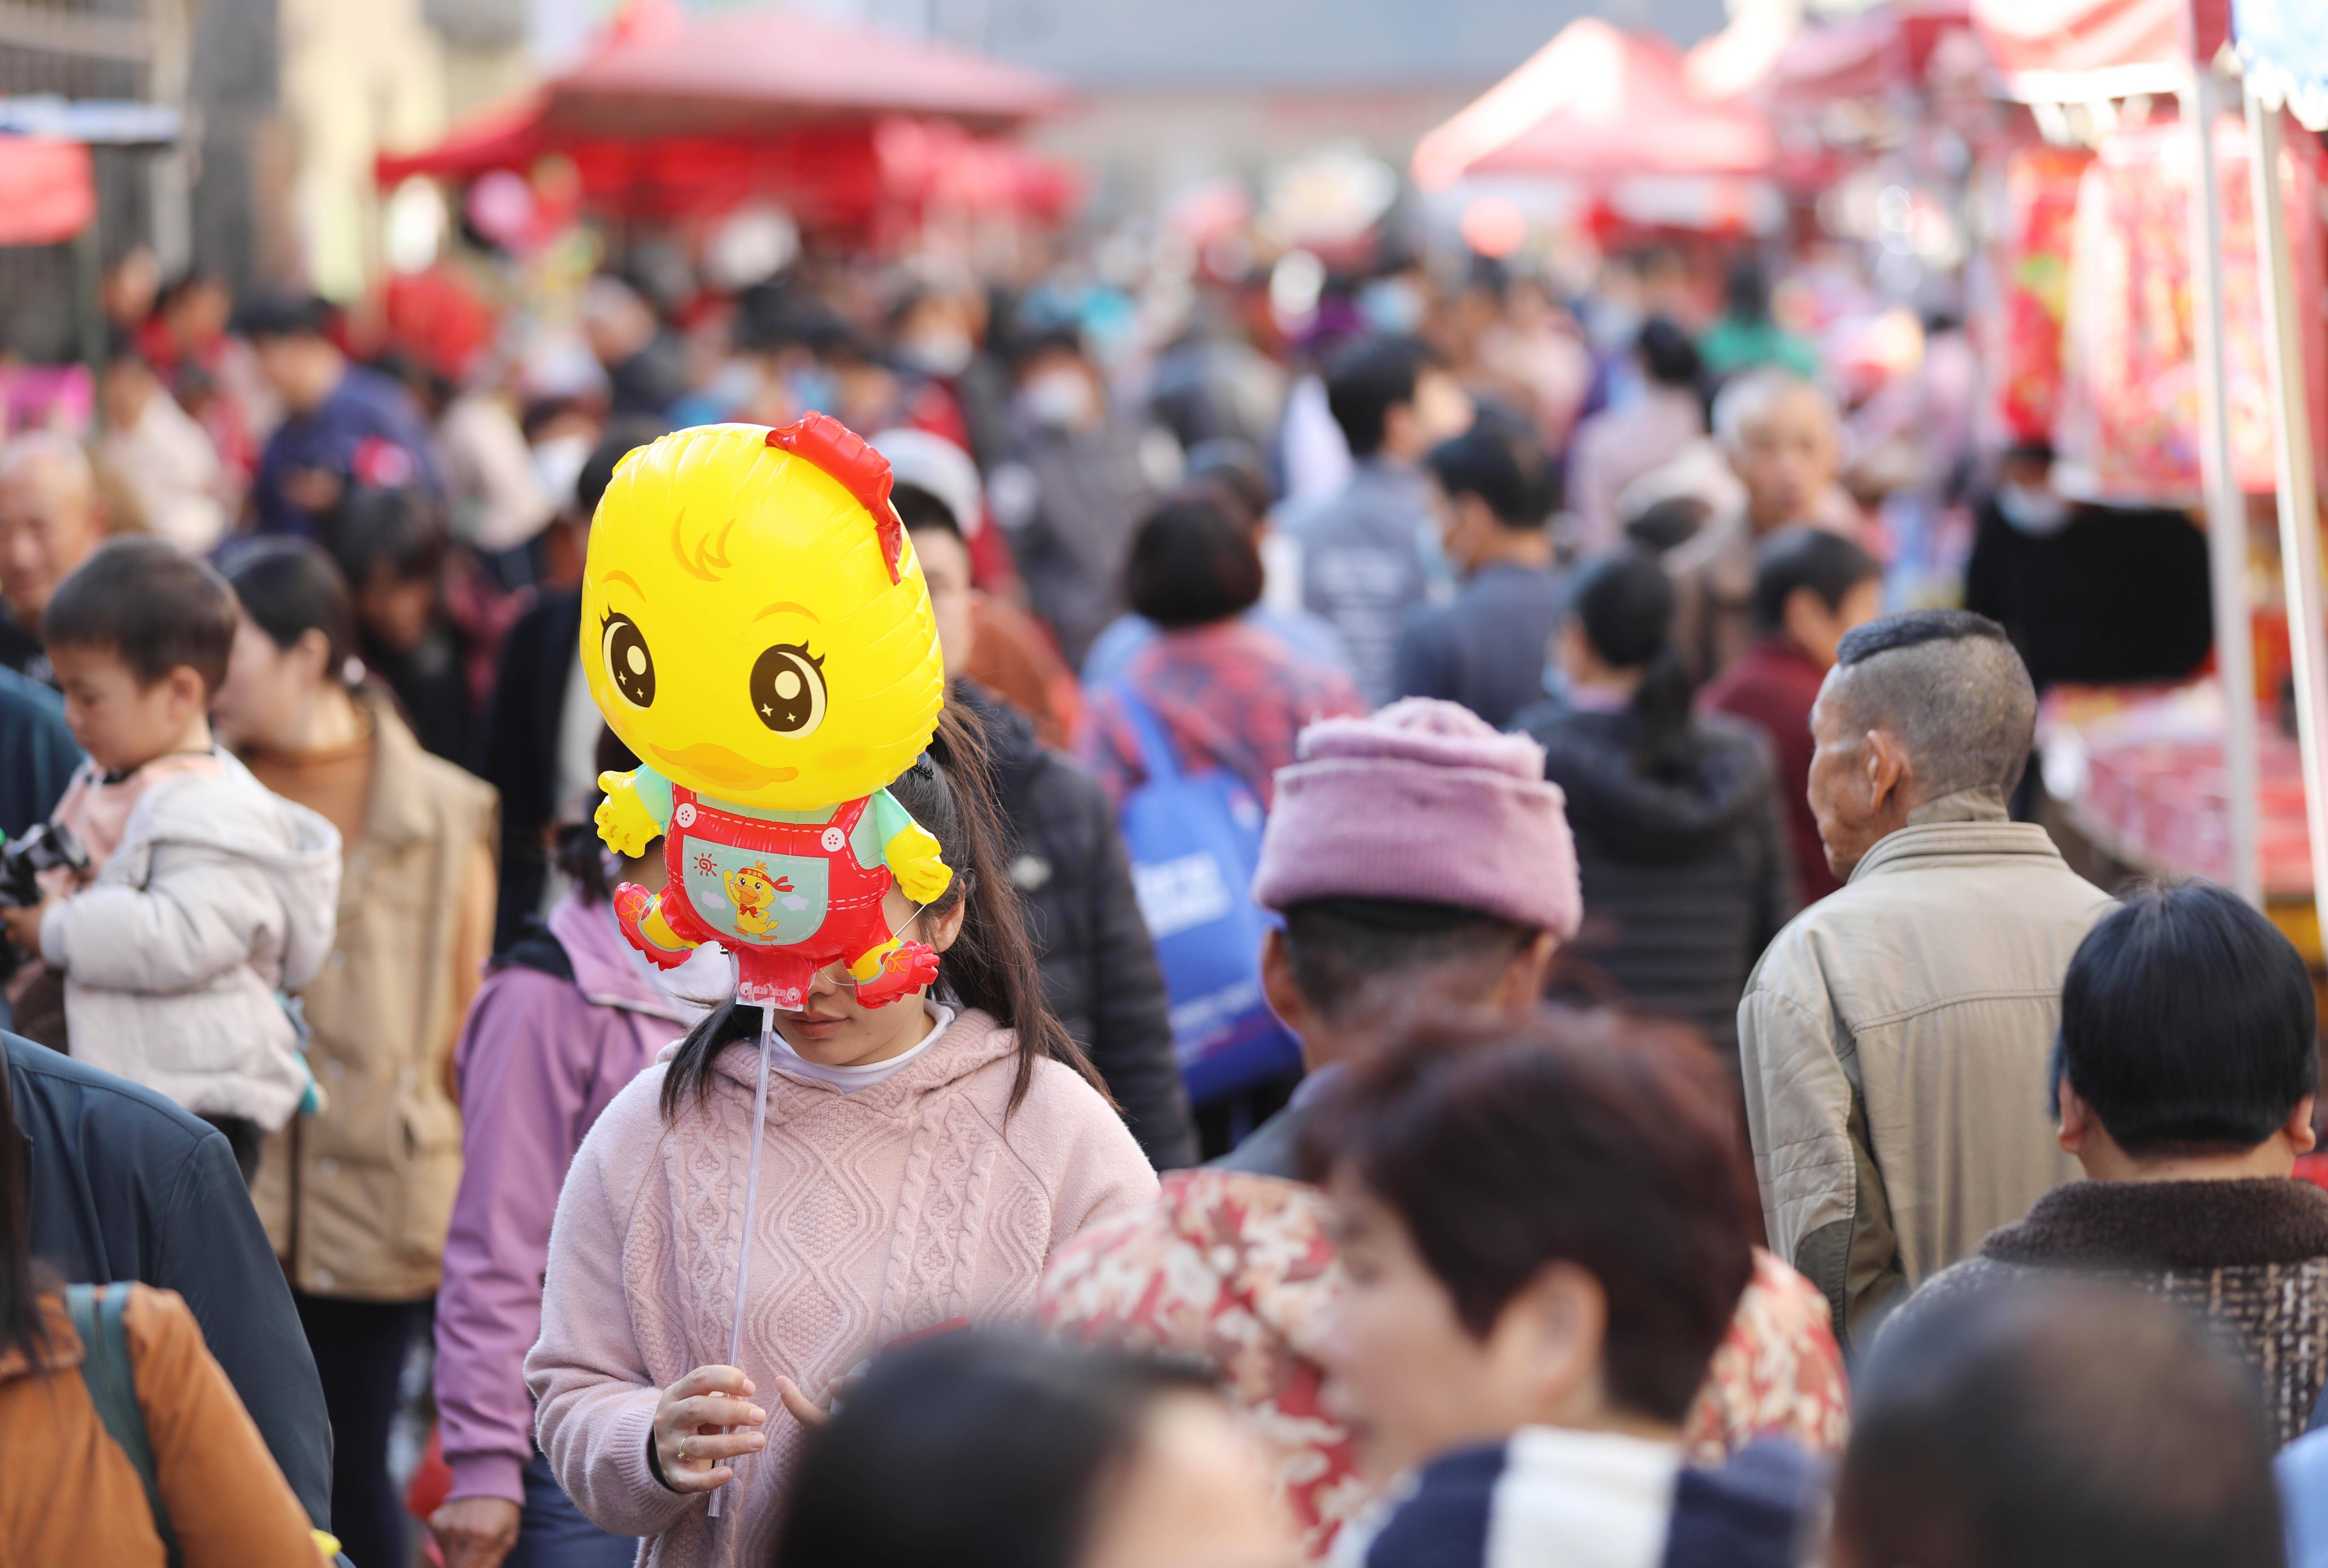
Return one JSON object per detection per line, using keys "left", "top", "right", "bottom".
{"left": 580, "top": 417, "right": 951, "bottom": 1012}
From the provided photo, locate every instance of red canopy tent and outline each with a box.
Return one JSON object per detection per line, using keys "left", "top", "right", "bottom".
{"left": 1411, "top": 20, "right": 1779, "bottom": 192}
{"left": 1969, "top": 0, "right": 2208, "bottom": 89}
{"left": 373, "top": 1, "right": 1075, "bottom": 229}
{"left": 1750, "top": 0, "right": 1976, "bottom": 107}
{"left": 536, "top": 0, "right": 1066, "bottom": 138}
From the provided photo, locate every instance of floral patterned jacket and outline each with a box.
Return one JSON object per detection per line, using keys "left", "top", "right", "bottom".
{"left": 1037, "top": 1170, "right": 1849, "bottom": 1562}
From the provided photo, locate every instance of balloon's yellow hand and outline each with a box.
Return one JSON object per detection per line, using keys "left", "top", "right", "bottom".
{"left": 595, "top": 771, "right": 661, "bottom": 858}
{"left": 884, "top": 822, "right": 953, "bottom": 907}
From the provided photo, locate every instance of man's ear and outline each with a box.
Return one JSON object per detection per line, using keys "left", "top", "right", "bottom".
{"left": 2057, "top": 1075, "right": 2092, "bottom": 1155}
{"left": 2286, "top": 1094, "right": 2318, "bottom": 1156}
{"left": 1379, "top": 398, "right": 1419, "bottom": 459}
{"left": 1261, "top": 925, "right": 1318, "bottom": 1047}
{"left": 1864, "top": 726, "right": 1911, "bottom": 813}
{"left": 1490, "top": 931, "right": 1560, "bottom": 1017}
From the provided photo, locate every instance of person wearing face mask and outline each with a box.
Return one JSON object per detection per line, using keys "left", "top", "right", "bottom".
{"left": 992, "top": 328, "right": 1172, "bottom": 670}
{"left": 1274, "top": 336, "right": 1474, "bottom": 709}
{"left": 1962, "top": 442, "right": 2212, "bottom": 696}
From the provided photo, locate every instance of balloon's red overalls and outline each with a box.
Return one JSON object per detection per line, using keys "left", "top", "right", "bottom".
{"left": 615, "top": 785, "right": 935, "bottom": 1011}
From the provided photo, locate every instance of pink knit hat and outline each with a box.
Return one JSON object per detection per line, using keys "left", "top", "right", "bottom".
{"left": 1251, "top": 698, "right": 1582, "bottom": 938}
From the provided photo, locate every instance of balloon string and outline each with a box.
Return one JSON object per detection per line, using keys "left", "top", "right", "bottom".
{"left": 707, "top": 1003, "right": 777, "bottom": 1521}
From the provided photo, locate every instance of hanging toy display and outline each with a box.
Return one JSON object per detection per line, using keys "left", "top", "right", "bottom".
{"left": 580, "top": 415, "right": 951, "bottom": 1515}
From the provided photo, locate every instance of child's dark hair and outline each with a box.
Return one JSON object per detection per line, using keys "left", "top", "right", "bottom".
{"left": 776, "top": 1332, "right": 1217, "bottom": 1568}
{"left": 660, "top": 703, "right": 1105, "bottom": 1122}
{"left": 43, "top": 535, "right": 237, "bottom": 696}
{"left": 1750, "top": 526, "right": 1880, "bottom": 635}
{"left": 1568, "top": 551, "right": 1694, "bottom": 782}
{"left": 328, "top": 485, "right": 451, "bottom": 589}
{"left": 221, "top": 537, "right": 359, "bottom": 684}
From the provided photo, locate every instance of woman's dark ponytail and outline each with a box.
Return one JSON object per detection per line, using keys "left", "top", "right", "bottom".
{"left": 660, "top": 701, "right": 1107, "bottom": 1122}
{"left": 1570, "top": 551, "right": 1695, "bottom": 781}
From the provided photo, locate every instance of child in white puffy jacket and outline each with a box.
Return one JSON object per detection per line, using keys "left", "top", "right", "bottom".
{"left": 0, "top": 538, "right": 340, "bottom": 1180}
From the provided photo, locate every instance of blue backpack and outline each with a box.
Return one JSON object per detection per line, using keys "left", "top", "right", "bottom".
{"left": 1108, "top": 686, "right": 1301, "bottom": 1103}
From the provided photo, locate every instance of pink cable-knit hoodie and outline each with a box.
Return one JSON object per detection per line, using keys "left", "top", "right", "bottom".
{"left": 525, "top": 1007, "right": 1158, "bottom": 1567}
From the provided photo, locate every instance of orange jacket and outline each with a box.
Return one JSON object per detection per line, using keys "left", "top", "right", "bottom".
{"left": 0, "top": 1283, "right": 319, "bottom": 1568}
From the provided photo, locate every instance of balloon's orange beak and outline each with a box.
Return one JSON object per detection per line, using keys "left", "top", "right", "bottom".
{"left": 651, "top": 742, "right": 798, "bottom": 790}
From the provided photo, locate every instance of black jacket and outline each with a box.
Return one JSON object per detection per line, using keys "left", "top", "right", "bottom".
{"left": 1510, "top": 699, "right": 1796, "bottom": 1055}
{"left": 480, "top": 589, "right": 582, "bottom": 949}
{"left": 956, "top": 682, "right": 1196, "bottom": 1168}
{"left": 8, "top": 1036, "right": 334, "bottom": 1531}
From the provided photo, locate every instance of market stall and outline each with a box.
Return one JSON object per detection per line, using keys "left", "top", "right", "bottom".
{"left": 372, "top": 1, "right": 1076, "bottom": 237}
{"left": 1968, "top": 0, "right": 2328, "bottom": 958}
{"left": 1411, "top": 19, "right": 1780, "bottom": 191}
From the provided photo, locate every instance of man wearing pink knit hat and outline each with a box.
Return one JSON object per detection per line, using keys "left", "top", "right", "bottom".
{"left": 1039, "top": 699, "right": 1847, "bottom": 1563}
{"left": 1222, "top": 696, "right": 1583, "bottom": 1176}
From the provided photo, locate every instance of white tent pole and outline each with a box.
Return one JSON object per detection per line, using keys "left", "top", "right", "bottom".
{"left": 2243, "top": 86, "right": 2328, "bottom": 941}
{"left": 2184, "top": 66, "right": 2263, "bottom": 907}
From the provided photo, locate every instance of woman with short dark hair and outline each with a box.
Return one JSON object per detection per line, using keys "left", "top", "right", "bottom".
{"left": 1304, "top": 1011, "right": 1815, "bottom": 1567}
{"left": 1890, "top": 879, "right": 2328, "bottom": 1448}
{"left": 1080, "top": 491, "right": 1362, "bottom": 810}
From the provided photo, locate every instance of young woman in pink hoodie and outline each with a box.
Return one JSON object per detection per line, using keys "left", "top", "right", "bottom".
{"left": 525, "top": 712, "right": 1159, "bottom": 1566}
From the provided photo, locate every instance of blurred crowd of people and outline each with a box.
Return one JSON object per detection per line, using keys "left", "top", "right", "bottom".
{"left": 0, "top": 218, "right": 2311, "bottom": 1568}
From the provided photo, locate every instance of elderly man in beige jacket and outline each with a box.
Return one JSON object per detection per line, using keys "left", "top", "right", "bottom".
{"left": 1739, "top": 608, "right": 2112, "bottom": 1345}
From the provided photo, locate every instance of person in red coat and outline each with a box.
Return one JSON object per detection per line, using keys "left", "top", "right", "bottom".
{"left": 1699, "top": 527, "right": 1882, "bottom": 904}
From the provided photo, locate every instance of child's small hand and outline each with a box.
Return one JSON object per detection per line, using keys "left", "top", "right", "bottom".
{"left": 1, "top": 894, "right": 56, "bottom": 952}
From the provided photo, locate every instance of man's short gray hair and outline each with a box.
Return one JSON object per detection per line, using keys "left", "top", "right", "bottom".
{"left": 1831, "top": 609, "right": 2036, "bottom": 800}
{"left": 1711, "top": 366, "right": 1837, "bottom": 452}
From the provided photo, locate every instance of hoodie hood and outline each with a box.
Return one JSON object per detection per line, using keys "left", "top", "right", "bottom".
{"left": 546, "top": 894, "right": 719, "bottom": 1025}
{"left": 123, "top": 748, "right": 343, "bottom": 987}
{"left": 1520, "top": 702, "right": 1770, "bottom": 866}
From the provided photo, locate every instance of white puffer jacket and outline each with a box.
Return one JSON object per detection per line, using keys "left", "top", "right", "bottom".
{"left": 40, "top": 750, "right": 341, "bottom": 1129}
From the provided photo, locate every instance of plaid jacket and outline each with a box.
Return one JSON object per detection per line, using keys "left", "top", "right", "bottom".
{"left": 1081, "top": 620, "right": 1364, "bottom": 810}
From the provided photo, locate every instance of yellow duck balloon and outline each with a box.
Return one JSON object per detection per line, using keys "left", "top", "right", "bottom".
{"left": 581, "top": 416, "right": 952, "bottom": 1012}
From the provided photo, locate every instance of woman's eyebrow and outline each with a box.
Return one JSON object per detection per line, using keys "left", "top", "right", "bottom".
{"left": 751, "top": 601, "right": 823, "bottom": 624}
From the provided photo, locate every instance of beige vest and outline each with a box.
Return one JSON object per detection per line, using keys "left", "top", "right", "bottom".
{"left": 253, "top": 692, "right": 498, "bottom": 1300}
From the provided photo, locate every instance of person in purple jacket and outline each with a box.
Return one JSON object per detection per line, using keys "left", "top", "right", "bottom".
{"left": 428, "top": 803, "right": 726, "bottom": 1568}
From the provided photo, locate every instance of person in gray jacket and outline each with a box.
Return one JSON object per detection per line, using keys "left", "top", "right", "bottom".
{"left": 1274, "top": 336, "right": 1472, "bottom": 707}
{"left": 1738, "top": 609, "right": 2112, "bottom": 1347}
